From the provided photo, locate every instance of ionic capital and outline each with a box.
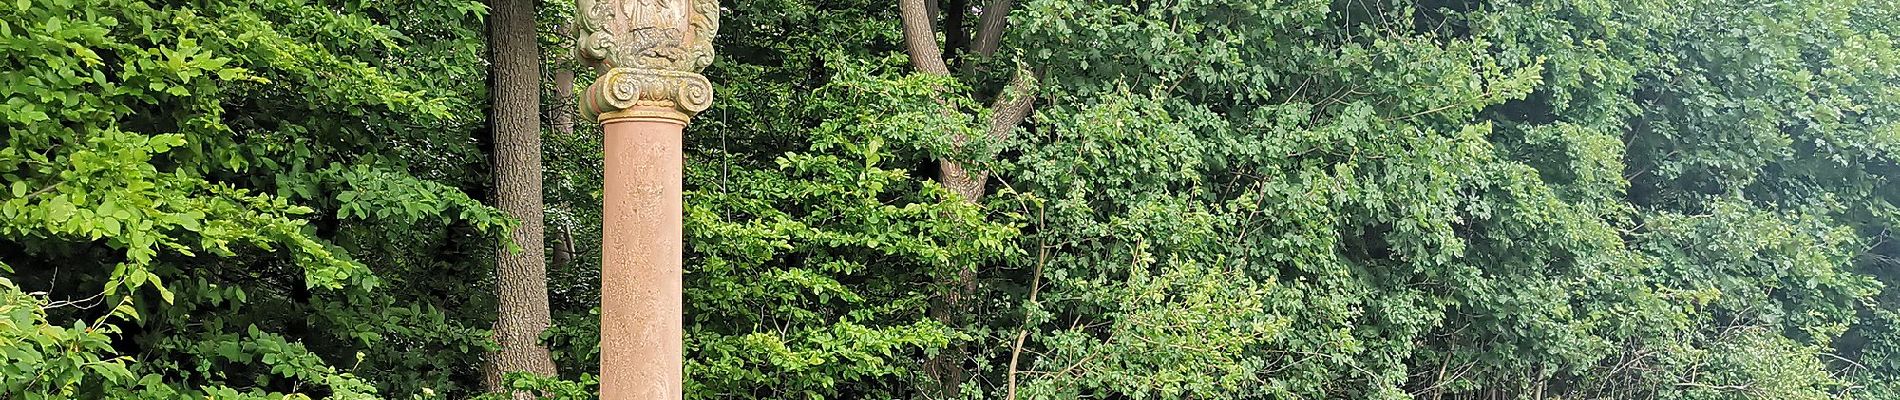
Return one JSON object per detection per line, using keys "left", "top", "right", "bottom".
{"left": 582, "top": 68, "right": 713, "bottom": 125}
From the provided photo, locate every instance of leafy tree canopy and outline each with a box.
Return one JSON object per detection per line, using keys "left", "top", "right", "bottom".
{"left": 2, "top": 0, "right": 1897, "bottom": 399}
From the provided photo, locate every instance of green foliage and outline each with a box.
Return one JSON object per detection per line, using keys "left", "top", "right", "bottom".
{"left": 972, "top": 0, "right": 1900, "bottom": 398}
{"left": 0, "top": 277, "right": 137, "bottom": 399}
{"left": 3, "top": 0, "right": 1897, "bottom": 398}
{"left": 681, "top": 55, "right": 1020, "bottom": 398}
{"left": 1, "top": 0, "right": 499, "bottom": 397}
{"left": 471, "top": 372, "right": 598, "bottom": 400}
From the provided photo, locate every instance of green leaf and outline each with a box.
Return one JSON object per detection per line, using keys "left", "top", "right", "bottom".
{"left": 154, "top": 284, "right": 173, "bottom": 304}
{"left": 112, "top": 303, "right": 139, "bottom": 322}
{"left": 45, "top": 196, "right": 75, "bottom": 222}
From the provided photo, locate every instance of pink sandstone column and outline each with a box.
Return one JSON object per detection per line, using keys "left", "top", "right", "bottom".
{"left": 574, "top": 0, "right": 717, "bottom": 398}
{"left": 600, "top": 116, "right": 684, "bottom": 399}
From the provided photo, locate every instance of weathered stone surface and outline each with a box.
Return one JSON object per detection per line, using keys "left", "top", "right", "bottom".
{"left": 580, "top": 1, "right": 715, "bottom": 398}
{"left": 576, "top": 0, "right": 718, "bottom": 124}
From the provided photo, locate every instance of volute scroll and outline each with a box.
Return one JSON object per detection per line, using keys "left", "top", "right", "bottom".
{"left": 575, "top": 0, "right": 718, "bottom": 124}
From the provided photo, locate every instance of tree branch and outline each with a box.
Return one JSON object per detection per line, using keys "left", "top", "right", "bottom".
{"left": 901, "top": 0, "right": 952, "bottom": 75}
{"left": 970, "top": 0, "right": 1016, "bottom": 57}
{"left": 1005, "top": 204, "right": 1050, "bottom": 399}
{"left": 984, "top": 65, "right": 1037, "bottom": 142}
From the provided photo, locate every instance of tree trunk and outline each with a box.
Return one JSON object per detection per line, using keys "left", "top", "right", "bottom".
{"left": 899, "top": 0, "right": 1038, "bottom": 394}
{"left": 899, "top": 0, "right": 1009, "bottom": 395}
{"left": 484, "top": 0, "right": 559, "bottom": 395}
{"left": 549, "top": 23, "right": 577, "bottom": 271}
{"left": 551, "top": 68, "right": 576, "bottom": 135}
{"left": 970, "top": 0, "right": 1015, "bottom": 58}
{"left": 900, "top": 0, "right": 953, "bottom": 76}
{"left": 552, "top": 223, "right": 575, "bottom": 270}
{"left": 924, "top": 0, "right": 941, "bottom": 32}
{"left": 552, "top": 24, "right": 577, "bottom": 138}
{"left": 943, "top": 0, "right": 969, "bottom": 64}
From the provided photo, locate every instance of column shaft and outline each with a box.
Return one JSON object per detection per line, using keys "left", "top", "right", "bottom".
{"left": 600, "top": 119, "right": 685, "bottom": 399}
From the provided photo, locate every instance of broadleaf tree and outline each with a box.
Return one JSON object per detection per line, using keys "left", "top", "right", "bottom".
{"left": 3, "top": 0, "right": 1898, "bottom": 399}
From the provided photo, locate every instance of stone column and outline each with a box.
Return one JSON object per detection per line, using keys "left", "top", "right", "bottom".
{"left": 574, "top": 0, "right": 717, "bottom": 398}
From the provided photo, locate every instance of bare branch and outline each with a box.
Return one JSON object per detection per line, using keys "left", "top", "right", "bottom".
{"left": 1005, "top": 204, "right": 1050, "bottom": 399}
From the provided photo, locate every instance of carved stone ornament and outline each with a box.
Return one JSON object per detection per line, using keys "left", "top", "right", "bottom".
{"left": 581, "top": 68, "right": 714, "bottom": 124}
{"left": 576, "top": 0, "right": 718, "bottom": 124}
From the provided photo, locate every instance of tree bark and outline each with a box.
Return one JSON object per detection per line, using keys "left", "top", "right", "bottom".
{"left": 552, "top": 223, "right": 576, "bottom": 270}
{"left": 937, "top": 69, "right": 1035, "bottom": 202}
{"left": 984, "top": 69, "right": 1037, "bottom": 142}
{"left": 970, "top": 0, "right": 1015, "bottom": 57}
{"left": 899, "top": 2, "right": 971, "bottom": 393}
{"left": 484, "top": 0, "right": 559, "bottom": 395}
{"left": 900, "top": 0, "right": 953, "bottom": 77}
{"left": 900, "top": 0, "right": 979, "bottom": 203}
{"left": 551, "top": 68, "right": 577, "bottom": 134}
{"left": 924, "top": 0, "right": 941, "bottom": 33}
{"left": 898, "top": 0, "right": 1035, "bottom": 395}
{"left": 550, "top": 23, "right": 577, "bottom": 271}
{"left": 901, "top": 0, "right": 1031, "bottom": 204}
{"left": 552, "top": 24, "right": 577, "bottom": 138}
